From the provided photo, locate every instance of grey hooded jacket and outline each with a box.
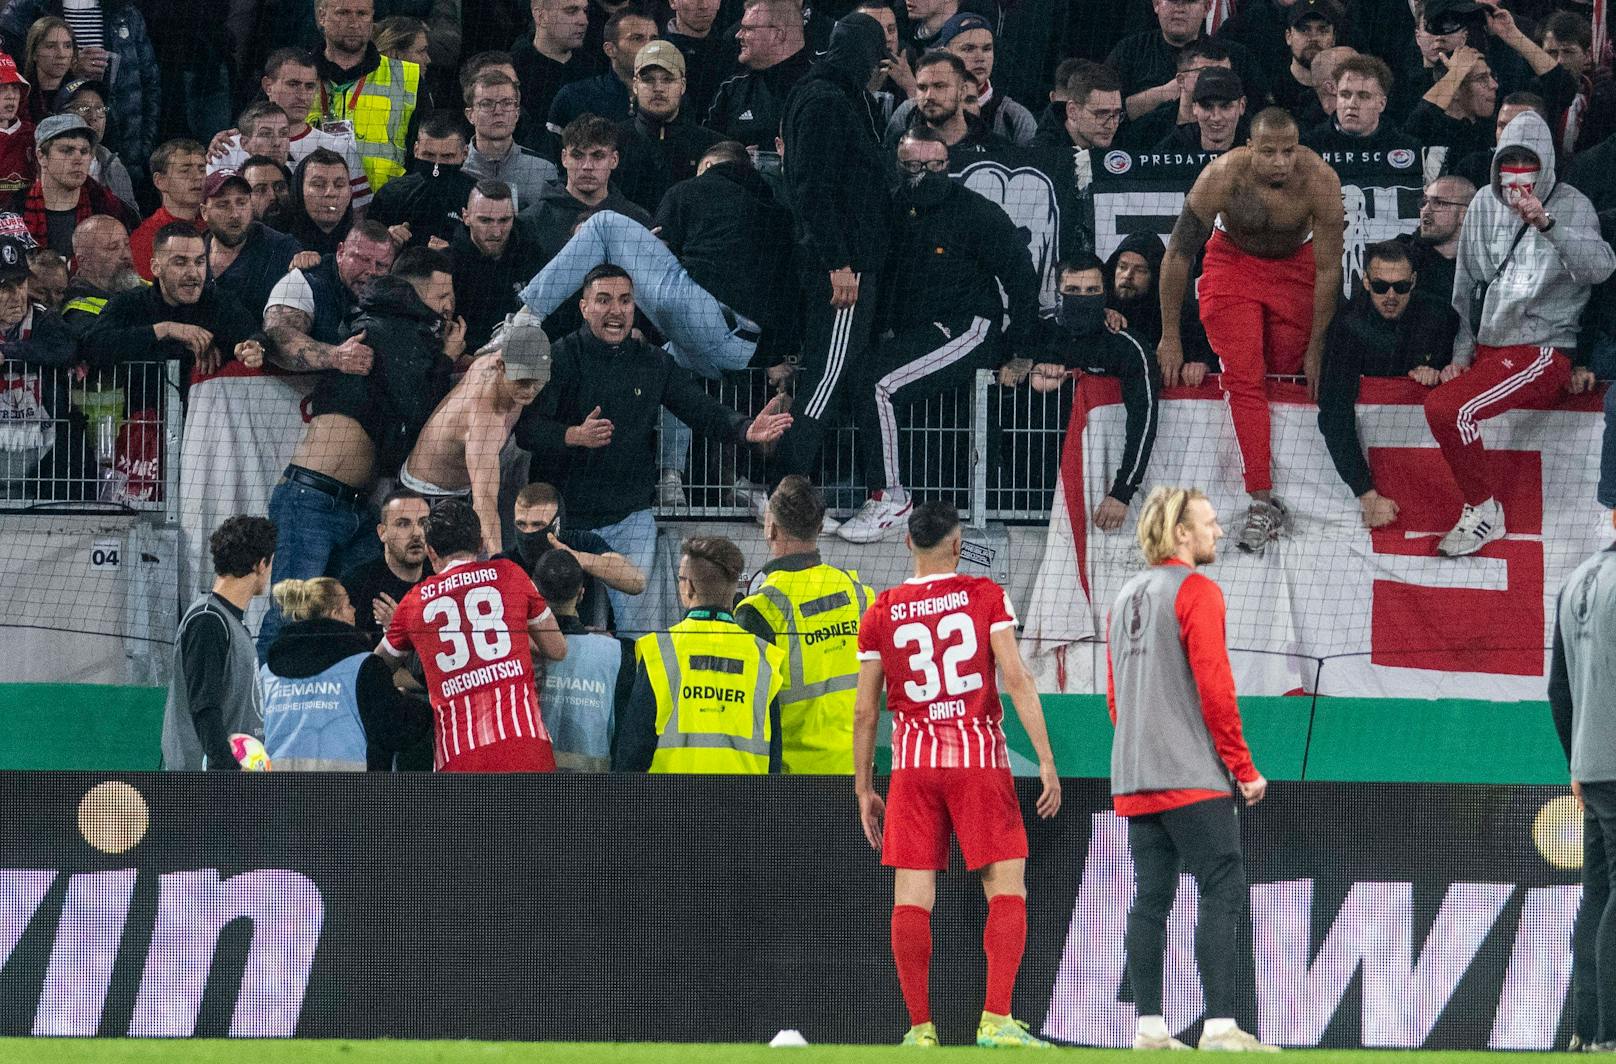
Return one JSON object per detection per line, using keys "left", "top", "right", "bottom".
{"left": 1450, "top": 111, "right": 1616, "bottom": 366}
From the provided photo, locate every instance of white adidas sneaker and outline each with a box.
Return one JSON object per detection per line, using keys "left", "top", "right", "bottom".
{"left": 837, "top": 491, "right": 913, "bottom": 543}
{"left": 1436, "top": 497, "right": 1504, "bottom": 557}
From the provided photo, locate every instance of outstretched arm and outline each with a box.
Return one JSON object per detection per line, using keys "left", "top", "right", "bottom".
{"left": 1158, "top": 172, "right": 1220, "bottom": 386}
{"left": 1306, "top": 162, "right": 1346, "bottom": 397}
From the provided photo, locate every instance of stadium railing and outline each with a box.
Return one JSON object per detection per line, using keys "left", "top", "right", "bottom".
{"left": 0, "top": 358, "right": 180, "bottom": 520}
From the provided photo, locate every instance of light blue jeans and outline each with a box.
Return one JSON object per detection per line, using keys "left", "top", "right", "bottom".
{"left": 586, "top": 508, "right": 658, "bottom": 638}
{"left": 519, "top": 211, "right": 758, "bottom": 380}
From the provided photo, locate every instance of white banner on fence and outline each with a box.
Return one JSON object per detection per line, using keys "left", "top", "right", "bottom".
{"left": 1025, "top": 376, "right": 1606, "bottom": 701}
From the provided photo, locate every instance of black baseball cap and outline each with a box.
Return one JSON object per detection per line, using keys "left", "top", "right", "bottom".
{"left": 1192, "top": 66, "right": 1244, "bottom": 104}
{"left": 1288, "top": 0, "right": 1343, "bottom": 29}
{"left": 1423, "top": 0, "right": 1485, "bottom": 35}
{"left": 0, "top": 235, "right": 30, "bottom": 283}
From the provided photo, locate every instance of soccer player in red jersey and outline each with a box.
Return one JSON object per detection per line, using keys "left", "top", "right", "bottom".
{"left": 378, "top": 498, "right": 568, "bottom": 772}
{"left": 852, "top": 501, "right": 1061, "bottom": 1048}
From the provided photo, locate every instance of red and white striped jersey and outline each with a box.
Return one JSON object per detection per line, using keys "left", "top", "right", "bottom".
{"left": 858, "top": 572, "right": 1017, "bottom": 770}
{"left": 382, "top": 557, "right": 553, "bottom": 771}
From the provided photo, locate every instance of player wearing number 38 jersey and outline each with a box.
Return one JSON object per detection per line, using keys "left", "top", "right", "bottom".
{"left": 853, "top": 501, "right": 1061, "bottom": 1049}
{"left": 378, "top": 500, "right": 568, "bottom": 772}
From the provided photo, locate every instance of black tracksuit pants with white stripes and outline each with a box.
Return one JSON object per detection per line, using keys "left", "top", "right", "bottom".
{"left": 852, "top": 314, "right": 997, "bottom": 494}
{"left": 771, "top": 269, "right": 881, "bottom": 481}
{"left": 1072, "top": 326, "right": 1159, "bottom": 505}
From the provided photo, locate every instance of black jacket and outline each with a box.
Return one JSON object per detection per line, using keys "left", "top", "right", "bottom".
{"left": 883, "top": 177, "right": 1045, "bottom": 352}
{"left": 309, "top": 274, "right": 453, "bottom": 479}
{"left": 513, "top": 325, "right": 753, "bottom": 528}
{"left": 81, "top": 282, "right": 262, "bottom": 386}
{"left": 449, "top": 222, "right": 547, "bottom": 353}
{"left": 706, "top": 47, "right": 812, "bottom": 150}
{"left": 780, "top": 15, "right": 892, "bottom": 275}
{"left": 1567, "top": 130, "right": 1616, "bottom": 215}
{"left": 1317, "top": 290, "right": 1458, "bottom": 497}
{"left": 1106, "top": 231, "right": 1167, "bottom": 347}
{"left": 1393, "top": 233, "right": 1459, "bottom": 310}
{"left": 207, "top": 223, "right": 302, "bottom": 321}
{"left": 654, "top": 159, "right": 795, "bottom": 332}
{"left": 366, "top": 163, "right": 479, "bottom": 249}
{"left": 515, "top": 179, "right": 655, "bottom": 264}
{"left": 613, "top": 110, "right": 725, "bottom": 214}
{"left": 263, "top": 618, "right": 433, "bottom": 768}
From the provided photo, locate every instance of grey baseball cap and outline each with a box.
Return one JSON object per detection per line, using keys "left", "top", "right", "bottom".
{"left": 35, "top": 112, "right": 94, "bottom": 149}
{"left": 499, "top": 310, "right": 552, "bottom": 384}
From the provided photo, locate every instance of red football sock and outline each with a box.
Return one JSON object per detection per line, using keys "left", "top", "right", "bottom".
{"left": 891, "top": 904, "right": 933, "bottom": 1026}
{"left": 983, "top": 893, "right": 1028, "bottom": 1017}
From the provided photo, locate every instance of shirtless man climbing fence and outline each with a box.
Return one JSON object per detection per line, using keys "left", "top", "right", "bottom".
{"left": 403, "top": 311, "right": 553, "bottom": 555}
{"left": 1157, "top": 107, "right": 1345, "bottom": 556}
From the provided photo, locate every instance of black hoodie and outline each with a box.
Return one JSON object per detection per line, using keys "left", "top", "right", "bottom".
{"left": 780, "top": 12, "right": 892, "bottom": 275}
{"left": 309, "top": 274, "right": 453, "bottom": 478}
{"left": 654, "top": 159, "right": 795, "bottom": 331}
{"left": 1106, "top": 231, "right": 1167, "bottom": 345}
{"left": 265, "top": 152, "right": 356, "bottom": 256}
{"left": 263, "top": 618, "right": 433, "bottom": 769}
{"left": 367, "top": 158, "right": 479, "bottom": 249}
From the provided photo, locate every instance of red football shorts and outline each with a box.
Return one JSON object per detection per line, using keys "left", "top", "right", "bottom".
{"left": 440, "top": 736, "right": 556, "bottom": 773}
{"left": 882, "top": 767, "right": 1028, "bottom": 871}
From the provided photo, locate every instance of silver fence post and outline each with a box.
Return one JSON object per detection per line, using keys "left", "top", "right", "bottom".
{"left": 970, "top": 368, "right": 991, "bottom": 529}
{"left": 163, "top": 359, "right": 182, "bottom": 526}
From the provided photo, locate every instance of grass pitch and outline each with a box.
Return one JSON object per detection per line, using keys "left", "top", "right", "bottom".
{"left": 0, "top": 1042, "right": 1585, "bottom": 1063}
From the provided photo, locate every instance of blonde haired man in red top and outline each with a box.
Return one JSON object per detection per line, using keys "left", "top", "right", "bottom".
{"left": 1107, "top": 485, "right": 1275, "bottom": 1052}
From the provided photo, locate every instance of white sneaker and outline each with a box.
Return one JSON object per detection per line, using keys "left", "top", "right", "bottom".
{"left": 1132, "top": 1032, "right": 1192, "bottom": 1050}
{"left": 819, "top": 511, "right": 842, "bottom": 535}
{"left": 732, "top": 477, "right": 769, "bottom": 523}
{"left": 1235, "top": 496, "right": 1289, "bottom": 555}
{"left": 1197, "top": 1025, "right": 1278, "bottom": 1053}
{"left": 657, "top": 469, "right": 686, "bottom": 509}
{"left": 1436, "top": 497, "right": 1504, "bottom": 557}
{"left": 837, "top": 491, "right": 913, "bottom": 543}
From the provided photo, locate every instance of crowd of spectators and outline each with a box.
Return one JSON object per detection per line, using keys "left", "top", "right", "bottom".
{"left": 0, "top": 0, "right": 1602, "bottom": 767}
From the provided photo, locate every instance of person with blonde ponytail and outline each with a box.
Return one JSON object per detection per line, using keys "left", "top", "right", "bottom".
{"left": 258, "top": 576, "right": 431, "bottom": 770}
{"left": 1106, "top": 486, "right": 1274, "bottom": 1052}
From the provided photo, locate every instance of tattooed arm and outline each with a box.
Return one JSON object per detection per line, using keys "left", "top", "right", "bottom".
{"left": 263, "top": 305, "right": 374, "bottom": 375}
{"left": 1157, "top": 165, "right": 1222, "bottom": 386}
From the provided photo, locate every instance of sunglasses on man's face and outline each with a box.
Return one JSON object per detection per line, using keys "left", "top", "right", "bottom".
{"left": 1368, "top": 279, "right": 1414, "bottom": 295}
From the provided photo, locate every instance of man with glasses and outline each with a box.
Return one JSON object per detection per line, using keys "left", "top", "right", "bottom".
{"left": 1039, "top": 60, "right": 1122, "bottom": 152}
{"left": 1396, "top": 173, "right": 1474, "bottom": 302}
{"left": 464, "top": 70, "right": 558, "bottom": 209}
{"left": 614, "top": 41, "right": 723, "bottom": 213}
{"left": 1106, "top": 0, "right": 1266, "bottom": 122}
{"left": 706, "top": 0, "right": 811, "bottom": 150}
{"left": 839, "top": 127, "right": 1045, "bottom": 543}
{"left": 1317, "top": 240, "right": 1458, "bottom": 528}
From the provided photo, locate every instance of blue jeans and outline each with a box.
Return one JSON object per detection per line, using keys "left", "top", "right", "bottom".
{"left": 257, "top": 480, "right": 380, "bottom": 656}
{"left": 586, "top": 508, "right": 657, "bottom": 639}
{"left": 659, "top": 408, "right": 691, "bottom": 474}
{"left": 520, "top": 211, "right": 757, "bottom": 380}
{"left": 1603, "top": 383, "right": 1616, "bottom": 508}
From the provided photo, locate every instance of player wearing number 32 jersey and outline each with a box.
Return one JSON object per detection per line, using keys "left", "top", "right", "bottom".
{"left": 853, "top": 501, "right": 1061, "bottom": 1049}
{"left": 377, "top": 500, "right": 568, "bottom": 772}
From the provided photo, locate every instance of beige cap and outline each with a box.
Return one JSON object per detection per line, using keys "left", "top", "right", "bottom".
{"left": 634, "top": 40, "right": 686, "bottom": 78}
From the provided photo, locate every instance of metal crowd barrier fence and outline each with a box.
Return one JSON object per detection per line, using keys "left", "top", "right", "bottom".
{"left": 0, "top": 359, "right": 181, "bottom": 519}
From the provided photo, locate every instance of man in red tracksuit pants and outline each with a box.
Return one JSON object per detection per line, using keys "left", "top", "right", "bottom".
{"left": 1426, "top": 111, "right": 1614, "bottom": 557}
{"left": 1156, "top": 108, "right": 1345, "bottom": 556}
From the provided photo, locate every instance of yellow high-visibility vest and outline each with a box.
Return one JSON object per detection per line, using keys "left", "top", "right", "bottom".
{"left": 309, "top": 56, "right": 420, "bottom": 193}
{"left": 739, "top": 563, "right": 872, "bottom": 774}
{"left": 636, "top": 609, "right": 785, "bottom": 774}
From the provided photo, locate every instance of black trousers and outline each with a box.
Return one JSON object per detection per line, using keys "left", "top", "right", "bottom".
{"left": 1574, "top": 781, "right": 1616, "bottom": 1043}
{"left": 851, "top": 315, "right": 995, "bottom": 494}
{"left": 1125, "top": 796, "right": 1248, "bottom": 1019}
{"left": 771, "top": 268, "right": 880, "bottom": 481}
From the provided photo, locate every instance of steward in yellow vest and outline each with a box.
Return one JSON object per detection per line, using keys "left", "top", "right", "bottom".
{"left": 615, "top": 536, "right": 784, "bottom": 773}
{"left": 309, "top": 18, "right": 420, "bottom": 194}
{"left": 736, "top": 477, "right": 872, "bottom": 774}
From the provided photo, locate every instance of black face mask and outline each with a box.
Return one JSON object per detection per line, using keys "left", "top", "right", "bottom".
{"left": 411, "top": 157, "right": 463, "bottom": 180}
{"left": 515, "top": 520, "right": 558, "bottom": 566}
{"left": 1058, "top": 292, "right": 1107, "bottom": 336}
{"left": 900, "top": 169, "right": 951, "bottom": 209}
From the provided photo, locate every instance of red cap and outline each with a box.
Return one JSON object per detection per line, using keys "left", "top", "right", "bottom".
{"left": 0, "top": 52, "right": 30, "bottom": 89}
{"left": 204, "top": 168, "right": 252, "bottom": 200}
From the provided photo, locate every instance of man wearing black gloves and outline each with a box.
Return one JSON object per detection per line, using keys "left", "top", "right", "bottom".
{"left": 1317, "top": 240, "right": 1457, "bottom": 528}
{"left": 840, "top": 126, "right": 1045, "bottom": 543}
{"left": 776, "top": 11, "right": 892, "bottom": 485}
